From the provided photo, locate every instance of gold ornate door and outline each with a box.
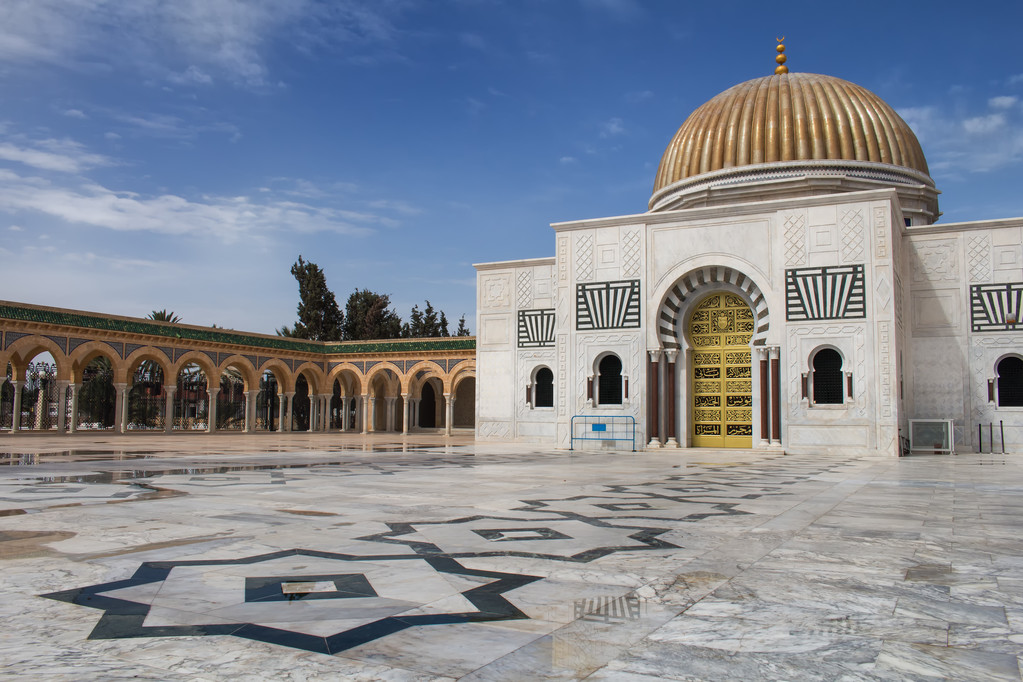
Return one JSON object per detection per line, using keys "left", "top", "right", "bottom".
{"left": 689, "top": 293, "right": 754, "bottom": 448}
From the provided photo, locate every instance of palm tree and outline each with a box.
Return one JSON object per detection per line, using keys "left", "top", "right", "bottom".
{"left": 148, "top": 309, "right": 181, "bottom": 323}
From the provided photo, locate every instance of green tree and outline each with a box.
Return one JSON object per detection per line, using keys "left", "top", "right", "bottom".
{"left": 455, "top": 314, "right": 470, "bottom": 336}
{"left": 148, "top": 309, "right": 181, "bottom": 323}
{"left": 278, "top": 256, "right": 344, "bottom": 341}
{"left": 404, "top": 301, "right": 451, "bottom": 338}
{"left": 343, "top": 289, "right": 403, "bottom": 340}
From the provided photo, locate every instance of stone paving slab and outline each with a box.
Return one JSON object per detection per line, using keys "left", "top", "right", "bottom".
{"left": 0, "top": 434, "right": 1021, "bottom": 680}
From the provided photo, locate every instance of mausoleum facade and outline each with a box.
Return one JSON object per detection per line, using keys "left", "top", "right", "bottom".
{"left": 475, "top": 60, "right": 1023, "bottom": 455}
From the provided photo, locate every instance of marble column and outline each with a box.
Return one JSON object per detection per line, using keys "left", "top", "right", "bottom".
{"left": 56, "top": 380, "right": 69, "bottom": 432}
{"left": 114, "top": 383, "right": 128, "bottom": 434}
{"left": 244, "top": 390, "right": 258, "bottom": 433}
{"left": 10, "top": 380, "right": 22, "bottom": 431}
{"left": 758, "top": 347, "right": 770, "bottom": 448}
{"left": 307, "top": 395, "right": 316, "bottom": 432}
{"left": 69, "top": 383, "right": 80, "bottom": 433}
{"left": 769, "top": 346, "right": 781, "bottom": 445}
{"left": 276, "top": 394, "right": 286, "bottom": 432}
{"left": 385, "top": 397, "right": 396, "bottom": 432}
{"left": 664, "top": 349, "right": 679, "bottom": 448}
{"left": 206, "top": 387, "right": 220, "bottom": 433}
{"left": 361, "top": 394, "right": 370, "bottom": 434}
{"left": 340, "top": 397, "right": 349, "bottom": 431}
{"left": 163, "top": 385, "right": 176, "bottom": 433}
{"left": 401, "top": 393, "right": 410, "bottom": 435}
{"left": 444, "top": 393, "right": 453, "bottom": 436}
{"left": 284, "top": 392, "right": 295, "bottom": 432}
{"left": 647, "top": 350, "right": 661, "bottom": 448}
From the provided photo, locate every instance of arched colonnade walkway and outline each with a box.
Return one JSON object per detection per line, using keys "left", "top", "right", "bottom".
{"left": 0, "top": 301, "right": 475, "bottom": 436}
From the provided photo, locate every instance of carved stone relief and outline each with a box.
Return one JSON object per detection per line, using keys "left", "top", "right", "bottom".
{"left": 783, "top": 212, "right": 807, "bottom": 266}
{"left": 480, "top": 274, "right": 512, "bottom": 310}
{"left": 622, "top": 229, "right": 641, "bottom": 278}
{"left": 575, "top": 234, "right": 594, "bottom": 282}
{"left": 840, "top": 208, "right": 865, "bottom": 263}
{"left": 912, "top": 240, "right": 959, "bottom": 283}
{"left": 517, "top": 271, "right": 533, "bottom": 309}
{"left": 873, "top": 206, "right": 888, "bottom": 260}
{"left": 968, "top": 233, "right": 993, "bottom": 283}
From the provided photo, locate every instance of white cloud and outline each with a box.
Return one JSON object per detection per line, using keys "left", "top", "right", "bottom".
{"left": 963, "top": 113, "right": 1006, "bottom": 135}
{"left": 599, "top": 117, "right": 625, "bottom": 138}
{"left": 63, "top": 109, "right": 87, "bottom": 119}
{"left": 0, "top": 137, "right": 113, "bottom": 173}
{"left": 989, "top": 96, "right": 1019, "bottom": 110}
{"left": 1009, "top": 74, "right": 1023, "bottom": 86}
{"left": 624, "top": 90, "right": 654, "bottom": 104}
{"left": 0, "top": 168, "right": 386, "bottom": 243}
{"left": 559, "top": 156, "right": 577, "bottom": 164}
{"left": 0, "top": 0, "right": 410, "bottom": 88}
{"left": 466, "top": 97, "right": 486, "bottom": 115}
{"left": 898, "top": 104, "right": 1023, "bottom": 174}
{"left": 9, "top": 224, "right": 23, "bottom": 231}
{"left": 167, "top": 65, "right": 214, "bottom": 86}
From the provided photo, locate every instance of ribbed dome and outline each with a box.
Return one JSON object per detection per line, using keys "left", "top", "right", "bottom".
{"left": 651, "top": 72, "right": 930, "bottom": 205}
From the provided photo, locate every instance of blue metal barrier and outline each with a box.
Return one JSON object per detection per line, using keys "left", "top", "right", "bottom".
{"left": 570, "top": 415, "right": 636, "bottom": 451}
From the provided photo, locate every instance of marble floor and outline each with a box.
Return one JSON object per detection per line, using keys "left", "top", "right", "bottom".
{"left": 1, "top": 434, "right": 1022, "bottom": 681}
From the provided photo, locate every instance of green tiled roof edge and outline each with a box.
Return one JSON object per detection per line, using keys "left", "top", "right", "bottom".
{"left": 0, "top": 305, "right": 475, "bottom": 355}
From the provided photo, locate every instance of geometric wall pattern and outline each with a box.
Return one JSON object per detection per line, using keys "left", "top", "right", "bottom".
{"left": 576, "top": 280, "right": 641, "bottom": 330}
{"left": 786, "top": 265, "right": 866, "bottom": 321}
{"left": 518, "top": 309, "right": 557, "bottom": 347}
{"left": 970, "top": 282, "right": 1023, "bottom": 332}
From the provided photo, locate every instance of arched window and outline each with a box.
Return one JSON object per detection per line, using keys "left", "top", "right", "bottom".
{"left": 534, "top": 367, "right": 554, "bottom": 408}
{"left": 997, "top": 356, "right": 1023, "bottom": 407}
{"left": 812, "top": 348, "right": 844, "bottom": 405}
{"left": 597, "top": 355, "right": 623, "bottom": 406}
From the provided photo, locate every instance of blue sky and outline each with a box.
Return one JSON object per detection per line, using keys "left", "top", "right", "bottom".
{"left": 1, "top": 0, "right": 1021, "bottom": 335}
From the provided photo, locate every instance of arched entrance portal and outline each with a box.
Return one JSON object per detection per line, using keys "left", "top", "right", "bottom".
{"left": 688, "top": 292, "right": 754, "bottom": 448}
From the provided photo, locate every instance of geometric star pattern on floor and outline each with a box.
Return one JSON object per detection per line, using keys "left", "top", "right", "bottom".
{"left": 357, "top": 513, "right": 678, "bottom": 562}
{"left": 41, "top": 549, "right": 541, "bottom": 656}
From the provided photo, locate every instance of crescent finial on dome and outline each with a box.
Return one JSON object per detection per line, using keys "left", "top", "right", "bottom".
{"left": 775, "top": 37, "right": 788, "bottom": 74}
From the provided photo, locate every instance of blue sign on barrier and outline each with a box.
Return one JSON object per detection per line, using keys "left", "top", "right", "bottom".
{"left": 591, "top": 423, "right": 607, "bottom": 432}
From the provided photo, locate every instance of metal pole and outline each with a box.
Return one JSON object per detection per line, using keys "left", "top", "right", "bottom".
{"left": 1001, "top": 420, "right": 1006, "bottom": 454}
{"left": 989, "top": 422, "right": 994, "bottom": 455}
{"left": 978, "top": 423, "right": 983, "bottom": 454}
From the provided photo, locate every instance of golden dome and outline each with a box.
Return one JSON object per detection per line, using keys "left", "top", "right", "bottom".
{"left": 651, "top": 72, "right": 932, "bottom": 211}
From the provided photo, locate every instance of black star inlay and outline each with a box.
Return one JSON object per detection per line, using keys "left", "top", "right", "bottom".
{"left": 41, "top": 549, "right": 541, "bottom": 656}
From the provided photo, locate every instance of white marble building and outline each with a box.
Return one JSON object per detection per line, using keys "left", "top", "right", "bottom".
{"left": 475, "top": 65, "right": 1023, "bottom": 455}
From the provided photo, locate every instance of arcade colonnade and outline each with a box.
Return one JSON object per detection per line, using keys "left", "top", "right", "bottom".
{"left": 0, "top": 302, "right": 476, "bottom": 436}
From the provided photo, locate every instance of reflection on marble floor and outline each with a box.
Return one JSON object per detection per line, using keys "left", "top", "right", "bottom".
{"left": 0, "top": 434, "right": 1021, "bottom": 680}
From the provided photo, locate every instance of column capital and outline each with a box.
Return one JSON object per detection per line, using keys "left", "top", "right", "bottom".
{"left": 283, "top": 391, "right": 296, "bottom": 398}
{"left": 207, "top": 386, "right": 221, "bottom": 395}
{"left": 768, "top": 346, "right": 781, "bottom": 360}
{"left": 663, "top": 349, "right": 679, "bottom": 364}
{"left": 647, "top": 349, "right": 662, "bottom": 362}
{"left": 163, "top": 384, "right": 177, "bottom": 394}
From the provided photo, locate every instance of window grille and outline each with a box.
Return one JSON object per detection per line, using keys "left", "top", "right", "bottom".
{"left": 534, "top": 367, "right": 554, "bottom": 408}
{"left": 997, "top": 357, "right": 1023, "bottom": 407}
{"left": 812, "top": 349, "right": 844, "bottom": 404}
{"left": 597, "top": 355, "right": 622, "bottom": 405}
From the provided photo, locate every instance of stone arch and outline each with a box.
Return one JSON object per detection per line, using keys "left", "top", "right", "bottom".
{"left": 656, "top": 266, "right": 769, "bottom": 349}
{"left": 293, "top": 362, "right": 325, "bottom": 395}
{"left": 327, "top": 363, "right": 365, "bottom": 396}
{"left": 170, "top": 351, "right": 218, "bottom": 383}
{"left": 4, "top": 335, "right": 69, "bottom": 381}
{"left": 217, "top": 354, "right": 258, "bottom": 392}
{"left": 363, "top": 362, "right": 404, "bottom": 395}
{"left": 69, "top": 341, "right": 123, "bottom": 383}
{"left": 446, "top": 360, "right": 476, "bottom": 395}
{"left": 257, "top": 359, "right": 294, "bottom": 393}
{"left": 402, "top": 360, "right": 445, "bottom": 394}
{"left": 124, "top": 346, "right": 173, "bottom": 383}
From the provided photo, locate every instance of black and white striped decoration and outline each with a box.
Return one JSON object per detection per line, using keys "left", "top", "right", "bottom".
{"left": 656, "top": 267, "right": 769, "bottom": 349}
{"left": 971, "top": 283, "right": 1023, "bottom": 332}
{"left": 786, "top": 265, "right": 865, "bottom": 321}
{"left": 518, "top": 309, "right": 556, "bottom": 347}
{"left": 576, "top": 280, "right": 641, "bottom": 330}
